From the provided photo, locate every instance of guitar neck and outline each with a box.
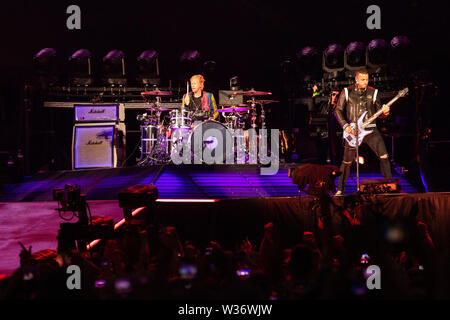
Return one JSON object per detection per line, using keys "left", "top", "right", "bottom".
{"left": 361, "top": 94, "right": 401, "bottom": 129}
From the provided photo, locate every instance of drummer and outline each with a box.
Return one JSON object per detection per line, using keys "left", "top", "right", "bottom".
{"left": 182, "top": 74, "right": 219, "bottom": 121}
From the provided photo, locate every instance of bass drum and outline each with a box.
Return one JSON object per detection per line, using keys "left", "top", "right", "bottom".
{"left": 188, "top": 120, "right": 234, "bottom": 164}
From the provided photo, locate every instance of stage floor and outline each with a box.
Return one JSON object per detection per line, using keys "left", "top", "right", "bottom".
{"left": 0, "top": 164, "right": 418, "bottom": 201}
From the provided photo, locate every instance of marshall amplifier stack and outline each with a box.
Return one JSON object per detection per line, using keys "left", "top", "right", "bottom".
{"left": 72, "top": 104, "right": 126, "bottom": 169}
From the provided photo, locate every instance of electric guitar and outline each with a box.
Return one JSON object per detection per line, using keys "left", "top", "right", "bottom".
{"left": 343, "top": 87, "right": 409, "bottom": 147}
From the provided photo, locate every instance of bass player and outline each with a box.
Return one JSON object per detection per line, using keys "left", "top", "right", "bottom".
{"left": 334, "top": 68, "right": 391, "bottom": 195}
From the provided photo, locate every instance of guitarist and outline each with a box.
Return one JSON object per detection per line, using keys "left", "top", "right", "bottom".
{"left": 334, "top": 68, "right": 391, "bottom": 195}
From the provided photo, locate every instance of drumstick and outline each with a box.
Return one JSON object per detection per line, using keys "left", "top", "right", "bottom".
{"left": 186, "top": 81, "right": 189, "bottom": 106}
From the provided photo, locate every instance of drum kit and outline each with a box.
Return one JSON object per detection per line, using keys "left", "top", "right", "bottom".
{"left": 136, "top": 88, "right": 278, "bottom": 165}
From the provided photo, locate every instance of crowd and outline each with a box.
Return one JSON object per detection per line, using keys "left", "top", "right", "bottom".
{"left": 0, "top": 201, "right": 447, "bottom": 300}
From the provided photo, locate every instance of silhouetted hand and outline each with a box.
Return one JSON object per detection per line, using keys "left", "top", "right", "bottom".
{"left": 19, "top": 242, "right": 32, "bottom": 267}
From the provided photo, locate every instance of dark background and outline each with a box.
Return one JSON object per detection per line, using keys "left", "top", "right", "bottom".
{"left": 0, "top": 0, "right": 449, "bottom": 189}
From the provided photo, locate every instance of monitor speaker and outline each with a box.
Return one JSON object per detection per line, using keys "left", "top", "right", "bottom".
{"left": 360, "top": 178, "right": 401, "bottom": 194}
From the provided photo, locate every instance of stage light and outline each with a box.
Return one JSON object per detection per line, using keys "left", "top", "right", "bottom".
{"left": 68, "top": 49, "right": 93, "bottom": 86}
{"left": 102, "top": 49, "right": 127, "bottom": 86}
{"left": 33, "top": 47, "right": 57, "bottom": 76}
{"left": 137, "top": 49, "right": 160, "bottom": 86}
{"left": 297, "top": 46, "right": 321, "bottom": 80}
{"left": 322, "top": 44, "right": 344, "bottom": 76}
{"left": 180, "top": 49, "right": 200, "bottom": 63}
{"left": 345, "top": 41, "right": 366, "bottom": 70}
{"left": 390, "top": 35, "right": 410, "bottom": 50}
{"left": 390, "top": 36, "right": 411, "bottom": 72}
{"left": 367, "top": 39, "right": 388, "bottom": 70}
{"left": 179, "top": 50, "right": 201, "bottom": 80}
{"left": 229, "top": 75, "right": 240, "bottom": 90}
{"left": 357, "top": 156, "right": 365, "bottom": 165}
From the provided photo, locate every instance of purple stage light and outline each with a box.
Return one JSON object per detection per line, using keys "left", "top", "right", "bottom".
{"left": 103, "top": 49, "right": 124, "bottom": 62}
{"left": 324, "top": 44, "right": 344, "bottom": 57}
{"left": 69, "top": 49, "right": 92, "bottom": 81}
{"left": 137, "top": 50, "right": 160, "bottom": 84}
{"left": 33, "top": 48, "right": 56, "bottom": 60}
{"left": 180, "top": 50, "right": 200, "bottom": 62}
{"left": 346, "top": 41, "right": 365, "bottom": 52}
{"left": 390, "top": 36, "right": 410, "bottom": 49}
{"left": 367, "top": 39, "right": 388, "bottom": 66}
{"left": 323, "top": 44, "right": 344, "bottom": 69}
{"left": 70, "top": 49, "right": 92, "bottom": 60}
{"left": 137, "top": 49, "right": 158, "bottom": 62}
{"left": 345, "top": 41, "right": 366, "bottom": 67}
{"left": 368, "top": 39, "right": 387, "bottom": 51}
{"left": 298, "top": 46, "right": 318, "bottom": 58}
{"left": 33, "top": 48, "right": 57, "bottom": 76}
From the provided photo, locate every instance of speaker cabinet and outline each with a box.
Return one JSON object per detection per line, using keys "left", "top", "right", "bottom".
{"left": 72, "top": 122, "right": 126, "bottom": 169}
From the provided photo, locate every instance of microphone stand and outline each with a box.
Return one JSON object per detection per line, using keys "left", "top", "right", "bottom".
{"left": 355, "top": 103, "right": 360, "bottom": 193}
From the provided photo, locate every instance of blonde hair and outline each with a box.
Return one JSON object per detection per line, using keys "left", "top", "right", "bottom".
{"left": 190, "top": 74, "right": 205, "bottom": 84}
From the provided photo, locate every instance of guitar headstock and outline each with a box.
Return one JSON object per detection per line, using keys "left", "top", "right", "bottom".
{"left": 397, "top": 87, "right": 409, "bottom": 98}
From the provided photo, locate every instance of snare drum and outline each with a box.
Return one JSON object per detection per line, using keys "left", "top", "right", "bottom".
{"left": 170, "top": 109, "right": 192, "bottom": 129}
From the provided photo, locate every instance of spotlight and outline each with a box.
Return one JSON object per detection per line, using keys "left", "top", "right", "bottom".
{"left": 297, "top": 46, "right": 321, "bottom": 80}
{"left": 229, "top": 76, "right": 240, "bottom": 91}
{"left": 356, "top": 156, "right": 365, "bottom": 165}
{"left": 322, "top": 44, "right": 344, "bottom": 78}
{"left": 390, "top": 35, "right": 411, "bottom": 69}
{"left": 390, "top": 35, "right": 411, "bottom": 50}
{"left": 33, "top": 48, "right": 57, "bottom": 76}
{"left": 102, "top": 49, "right": 126, "bottom": 86}
{"left": 137, "top": 49, "right": 160, "bottom": 86}
{"left": 180, "top": 49, "right": 200, "bottom": 63}
{"left": 179, "top": 50, "right": 201, "bottom": 80}
{"left": 367, "top": 39, "right": 388, "bottom": 71}
{"left": 69, "top": 49, "right": 93, "bottom": 86}
{"left": 344, "top": 41, "right": 366, "bottom": 70}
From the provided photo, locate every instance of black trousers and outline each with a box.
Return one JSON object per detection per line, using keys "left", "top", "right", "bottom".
{"left": 337, "top": 128, "right": 392, "bottom": 192}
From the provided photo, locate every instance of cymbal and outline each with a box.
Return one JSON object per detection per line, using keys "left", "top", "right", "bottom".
{"left": 232, "top": 89, "right": 272, "bottom": 96}
{"left": 247, "top": 99, "right": 279, "bottom": 105}
{"left": 146, "top": 107, "right": 171, "bottom": 112}
{"left": 141, "top": 90, "right": 173, "bottom": 97}
{"left": 217, "top": 106, "right": 251, "bottom": 113}
{"left": 219, "top": 104, "right": 249, "bottom": 107}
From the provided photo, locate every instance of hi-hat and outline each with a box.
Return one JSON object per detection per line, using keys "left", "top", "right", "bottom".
{"left": 141, "top": 90, "right": 173, "bottom": 97}
{"left": 232, "top": 89, "right": 272, "bottom": 96}
{"left": 247, "top": 99, "right": 279, "bottom": 105}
